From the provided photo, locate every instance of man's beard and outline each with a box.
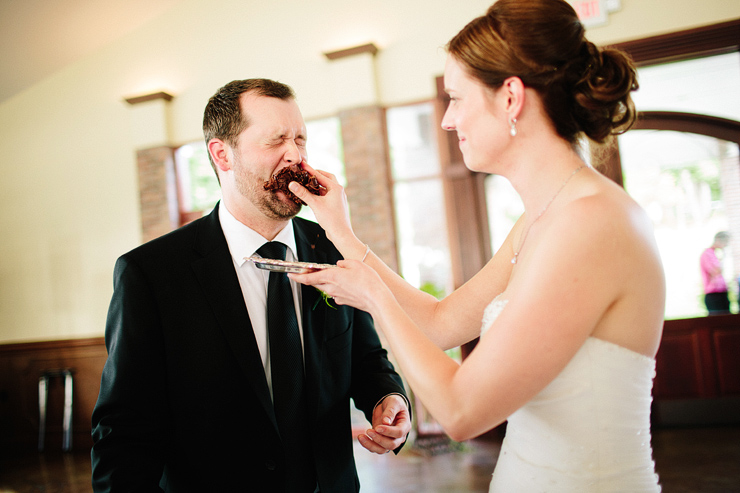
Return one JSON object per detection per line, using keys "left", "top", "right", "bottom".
{"left": 233, "top": 157, "right": 301, "bottom": 220}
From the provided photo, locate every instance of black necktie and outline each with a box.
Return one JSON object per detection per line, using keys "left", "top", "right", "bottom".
{"left": 256, "top": 242, "right": 315, "bottom": 491}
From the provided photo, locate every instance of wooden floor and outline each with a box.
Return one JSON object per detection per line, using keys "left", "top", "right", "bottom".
{"left": 1, "top": 426, "right": 739, "bottom": 492}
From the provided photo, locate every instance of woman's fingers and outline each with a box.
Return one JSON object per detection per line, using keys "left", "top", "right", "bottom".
{"left": 301, "top": 160, "right": 338, "bottom": 188}
{"left": 287, "top": 181, "right": 315, "bottom": 204}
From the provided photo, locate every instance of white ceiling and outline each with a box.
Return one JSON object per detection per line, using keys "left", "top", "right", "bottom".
{"left": 0, "top": 0, "right": 183, "bottom": 104}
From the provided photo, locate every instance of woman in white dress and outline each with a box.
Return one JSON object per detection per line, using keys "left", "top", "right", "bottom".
{"left": 289, "top": 0, "right": 664, "bottom": 490}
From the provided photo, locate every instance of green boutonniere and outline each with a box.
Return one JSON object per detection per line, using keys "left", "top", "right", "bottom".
{"left": 313, "top": 288, "right": 337, "bottom": 310}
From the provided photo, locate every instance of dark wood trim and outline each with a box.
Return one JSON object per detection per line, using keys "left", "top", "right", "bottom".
{"left": 434, "top": 76, "right": 492, "bottom": 361}
{"left": 323, "top": 43, "right": 378, "bottom": 60}
{"left": 124, "top": 91, "right": 174, "bottom": 105}
{"left": 434, "top": 77, "right": 491, "bottom": 290}
{"left": 634, "top": 111, "right": 740, "bottom": 144}
{"left": 609, "top": 18, "right": 740, "bottom": 66}
{"left": 0, "top": 336, "right": 105, "bottom": 353}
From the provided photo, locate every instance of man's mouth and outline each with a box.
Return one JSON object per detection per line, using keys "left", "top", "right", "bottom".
{"left": 263, "top": 164, "right": 324, "bottom": 205}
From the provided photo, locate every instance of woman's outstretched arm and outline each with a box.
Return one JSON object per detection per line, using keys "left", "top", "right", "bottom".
{"left": 289, "top": 163, "right": 512, "bottom": 349}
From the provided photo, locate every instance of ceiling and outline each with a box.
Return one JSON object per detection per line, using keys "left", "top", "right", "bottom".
{"left": 0, "top": 0, "right": 183, "bottom": 104}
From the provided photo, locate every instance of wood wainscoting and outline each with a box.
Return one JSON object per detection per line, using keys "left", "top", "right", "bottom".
{"left": 0, "top": 337, "right": 107, "bottom": 454}
{"left": 1, "top": 316, "right": 737, "bottom": 454}
{"left": 653, "top": 314, "right": 740, "bottom": 426}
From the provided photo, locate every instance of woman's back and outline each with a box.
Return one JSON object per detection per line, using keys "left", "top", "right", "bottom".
{"left": 534, "top": 173, "right": 665, "bottom": 359}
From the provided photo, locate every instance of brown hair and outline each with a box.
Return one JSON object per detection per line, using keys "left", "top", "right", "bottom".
{"left": 202, "top": 79, "right": 295, "bottom": 173}
{"left": 447, "top": 0, "right": 638, "bottom": 144}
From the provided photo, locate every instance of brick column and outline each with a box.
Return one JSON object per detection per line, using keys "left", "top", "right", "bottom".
{"left": 136, "top": 146, "right": 178, "bottom": 243}
{"left": 339, "top": 105, "right": 399, "bottom": 272}
{"left": 125, "top": 91, "right": 178, "bottom": 244}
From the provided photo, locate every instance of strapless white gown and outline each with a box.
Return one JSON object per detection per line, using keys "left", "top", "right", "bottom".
{"left": 481, "top": 297, "right": 661, "bottom": 492}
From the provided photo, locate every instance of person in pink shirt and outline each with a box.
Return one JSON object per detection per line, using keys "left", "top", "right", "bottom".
{"left": 700, "top": 231, "right": 731, "bottom": 314}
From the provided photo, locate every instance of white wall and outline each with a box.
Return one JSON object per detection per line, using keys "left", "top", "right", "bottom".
{"left": 1, "top": 0, "right": 739, "bottom": 343}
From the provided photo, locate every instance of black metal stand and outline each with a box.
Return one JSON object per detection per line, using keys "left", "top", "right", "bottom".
{"left": 38, "top": 368, "right": 74, "bottom": 452}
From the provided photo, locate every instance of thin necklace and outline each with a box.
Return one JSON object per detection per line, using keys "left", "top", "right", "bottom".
{"left": 511, "top": 165, "right": 586, "bottom": 264}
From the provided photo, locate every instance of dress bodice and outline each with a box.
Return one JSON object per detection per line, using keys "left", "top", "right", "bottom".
{"left": 481, "top": 296, "right": 661, "bottom": 492}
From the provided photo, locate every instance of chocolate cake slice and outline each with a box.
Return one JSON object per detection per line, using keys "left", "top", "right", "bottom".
{"left": 263, "top": 164, "right": 324, "bottom": 205}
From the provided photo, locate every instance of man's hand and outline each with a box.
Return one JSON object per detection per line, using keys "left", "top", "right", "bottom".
{"left": 358, "top": 394, "right": 412, "bottom": 455}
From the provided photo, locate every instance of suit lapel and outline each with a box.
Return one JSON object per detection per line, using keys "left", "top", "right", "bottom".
{"left": 191, "top": 205, "right": 278, "bottom": 430}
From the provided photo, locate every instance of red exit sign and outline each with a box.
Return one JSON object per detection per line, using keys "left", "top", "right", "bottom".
{"left": 575, "top": 0, "right": 603, "bottom": 18}
{"left": 571, "top": 0, "right": 620, "bottom": 27}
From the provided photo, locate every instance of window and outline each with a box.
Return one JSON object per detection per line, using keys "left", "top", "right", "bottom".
{"left": 619, "top": 129, "right": 739, "bottom": 318}
{"left": 297, "top": 116, "right": 347, "bottom": 223}
{"left": 387, "top": 102, "right": 456, "bottom": 435}
{"left": 632, "top": 52, "right": 740, "bottom": 120}
{"left": 617, "top": 52, "right": 740, "bottom": 319}
{"left": 175, "top": 141, "right": 220, "bottom": 224}
{"left": 387, "top": 102, "right": 454, "bottom": 300}
{"left": 484, "top": 176, "right": 522, "bottom": 256}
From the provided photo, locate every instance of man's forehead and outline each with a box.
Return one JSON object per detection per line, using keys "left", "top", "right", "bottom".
{"left": 239, "top": 91, "right": 296, "bottom": 111}
{"left": 239, "top": 93, "right": 305, "bottom": 135}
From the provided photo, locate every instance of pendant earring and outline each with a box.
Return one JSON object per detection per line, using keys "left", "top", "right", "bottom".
{"left": 509, "top": 118, "right": 518, "bottom": 137}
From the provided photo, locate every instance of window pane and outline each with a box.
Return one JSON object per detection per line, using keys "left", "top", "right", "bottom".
{"left": 633, "top": 52, "right": 740, "bottom": 121}
{"left": 485, "top": 175, "right": 523, "bottom": 255}
{"left": 299, "top": 116, "right": 346, "bottom": 222}
{"left": 618, "top": 129, "right": 740, "bottom": 319}
{"left": 387, "top": 104, "right": 442, "bottom": 180}
{"left": 393, "top": 179, "right": 453, "bottom": 298}
{"left": 305, "top": 117, "right": 346, "bottom": 185}
{"left": 387, "top": 101, "right": 452, "bottom": 298}
{"left": 175, "top": 141, "right": 220, "bottom": 214}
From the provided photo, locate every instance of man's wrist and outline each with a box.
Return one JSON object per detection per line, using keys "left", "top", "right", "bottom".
{"left": 374, "top": 392, "right": 410, "bottom": 413}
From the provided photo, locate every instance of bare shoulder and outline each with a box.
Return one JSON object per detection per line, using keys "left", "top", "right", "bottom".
{"left": 568, "top": 172, "right": 655, "bottom": 246}
{"left": 557, "top": 173, "right": 665, "bottom": 355}
{"left": 548, "top": 172, "right": 663, "bottom": 298}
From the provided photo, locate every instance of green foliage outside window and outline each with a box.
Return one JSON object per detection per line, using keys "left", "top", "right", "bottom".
{"left": 185, "top": 144, "right": 221, "bottom": 212}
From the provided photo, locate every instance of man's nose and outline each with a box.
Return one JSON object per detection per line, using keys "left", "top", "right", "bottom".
{"left": 284, "top": 140, "right": 301, "bottom": 163}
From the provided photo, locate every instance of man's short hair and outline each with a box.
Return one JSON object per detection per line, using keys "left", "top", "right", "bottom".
{"left": 202, "top": 79, "right": 295, "bottom": 171}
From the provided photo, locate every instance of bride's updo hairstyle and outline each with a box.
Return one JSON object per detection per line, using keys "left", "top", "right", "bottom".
{"left": 447, "top": 0, "right": 638, "bottom": 144}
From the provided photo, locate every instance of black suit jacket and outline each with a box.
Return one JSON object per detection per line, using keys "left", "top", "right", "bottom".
{"left": 91, "top": 204, "right": 407, "bottom": 492}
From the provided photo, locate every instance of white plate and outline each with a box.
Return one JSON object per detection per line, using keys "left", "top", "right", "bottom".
{"left": 245, "top": 256, "right": 337, "bottom": 274}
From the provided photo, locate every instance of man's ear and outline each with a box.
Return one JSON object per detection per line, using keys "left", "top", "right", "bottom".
{"left": 502, "top": 76, "right": 525, "bottom": 120}
{"left": 207, "top": 138, "right": 231, "bottom": 173}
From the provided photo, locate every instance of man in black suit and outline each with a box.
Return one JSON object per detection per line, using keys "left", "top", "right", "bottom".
{"left": 91, "top": 79, "right": 411, "bottom": 492}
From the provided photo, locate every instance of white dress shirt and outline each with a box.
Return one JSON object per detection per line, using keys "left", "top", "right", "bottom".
{"left": 218, "top": 204, "right": 305, "bottom": 399}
